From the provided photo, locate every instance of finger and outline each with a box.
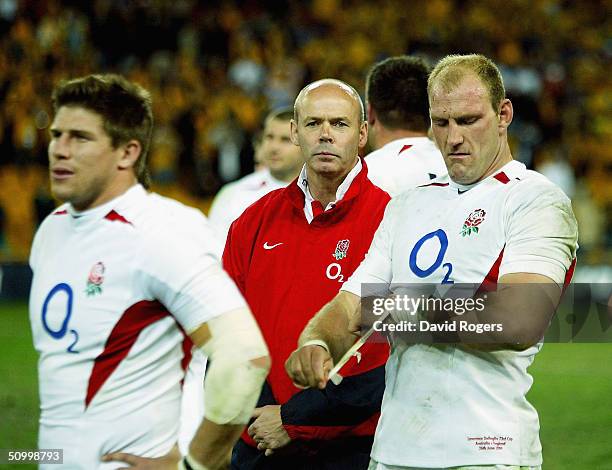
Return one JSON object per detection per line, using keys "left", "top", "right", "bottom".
{"left": 291, "top": 380, "right": 309, "bottom": 390}
{"left": 251, "top": 407, "right": 264, "bottom": 418}
{"left": 284, "top": 352, "right": 296, "bottom": 378}
{"left": 306, "top": 346, "right": 332, "bottom": 389}
{"left": 298, "top": 347, "right": 318, "bottom": 388}
{"left": 286, "top": 351, "right": 306, "bottom": 387}
{"left": 247, "top": 423, "right": 257, "bottom": 437}
{"left": 267, "top": 440, "right": 280, "bottom": 450}
{"left": 319, "top": 355, "right": 334, "bottom": 389}
{"left": 265, "top": 449, "right": 275, "bottom": 457}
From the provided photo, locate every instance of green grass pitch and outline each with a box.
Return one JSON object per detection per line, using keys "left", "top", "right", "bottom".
{"left": 0, "top": 301, "right": 610, "bottom": 469}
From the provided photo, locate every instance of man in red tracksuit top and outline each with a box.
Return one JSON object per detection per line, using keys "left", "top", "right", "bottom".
{"left": 223, "top": 79, "right": 390, "bottom": 469}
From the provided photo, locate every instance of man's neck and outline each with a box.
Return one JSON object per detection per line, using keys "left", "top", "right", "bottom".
{"left": 373, "top": 126, "right": 427, "bottom": 149}
{"left": 465, "top": 141, "right": 514, "bottom": 186}
{"left": 306, "top": 159, "right": 358, "bottom": 208}
{"left": 72, "top": 177, "right": 138, "bottom": 212}
{"left": 482, "top": 142, "right": 514, "bottom": 181}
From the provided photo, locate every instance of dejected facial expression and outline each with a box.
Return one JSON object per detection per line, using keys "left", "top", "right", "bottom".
{"left": 260, "top": 117, "right": 303, "bottom": 182}
{"left": 291, "top": 85, "right": 367, "bottom": 179}
{"left": 430, "top": 73, "right": 512, "bottom": 185}
{"left": 48, "top": 106, "right": 130, "bottom": 211}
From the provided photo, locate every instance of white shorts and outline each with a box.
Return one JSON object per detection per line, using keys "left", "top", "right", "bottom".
{"left": 39, "top": 405, "right": 179, "bottom": 469}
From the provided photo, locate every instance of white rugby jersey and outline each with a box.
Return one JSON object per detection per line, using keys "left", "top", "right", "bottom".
{"left": 29, "top": 185, "right": 247, "bottom": 466}
{"left": 208, "top": 168, "right": 288, "bottom": 242}
{"left": 343, "top": 161, "right": 578, "bottom": 468}
{"left": 365, "top": 137, "right": 448, "bottom": 197}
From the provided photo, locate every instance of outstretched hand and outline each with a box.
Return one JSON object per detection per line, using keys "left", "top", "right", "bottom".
{"left": 285, "top": 344, "right": 333, "bottom": 389}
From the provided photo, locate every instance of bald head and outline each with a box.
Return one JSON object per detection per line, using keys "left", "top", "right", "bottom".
{"left": 294, "top": 79, "right": 365, "bottom": 125}
{"left": 290, "top": 78, "right": 368, "bottom": 184}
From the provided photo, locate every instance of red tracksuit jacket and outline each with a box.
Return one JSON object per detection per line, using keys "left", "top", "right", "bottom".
{"left": 223, "top": 161, "right": 390, "bottom": 458}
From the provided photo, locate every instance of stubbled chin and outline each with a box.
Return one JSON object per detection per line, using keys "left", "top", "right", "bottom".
{"left": 50, "top": 182, "right": 73, "bottom": 199}
{"left": 313, "top": 160, "right": 339, "bottom": 171}
{"left": 449, "top": 165, "right": 471, "bottom": 184}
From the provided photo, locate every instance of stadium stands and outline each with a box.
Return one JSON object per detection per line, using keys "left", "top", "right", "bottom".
{"left": 0, "top": 0, "right": 609, "bottom": 265}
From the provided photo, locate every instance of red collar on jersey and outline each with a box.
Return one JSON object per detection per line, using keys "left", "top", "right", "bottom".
{"left": 105, "top": 210, "right": 133, "bottom": 225}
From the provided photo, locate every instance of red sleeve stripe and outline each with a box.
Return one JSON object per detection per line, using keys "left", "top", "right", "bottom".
{"left": 477, "top": 250, "right": 576, "bottom": 296}
{"left": 85, "top": 300, "right": 171, "bottom": 407}
{"left": 178, "top": 326, "right": 194, "bottom": 388}
{"left": 476, "top": 247, "right": 505, "bottom": 294}
{"left": 563, "top": 258, "right": 577, "bottom": 293}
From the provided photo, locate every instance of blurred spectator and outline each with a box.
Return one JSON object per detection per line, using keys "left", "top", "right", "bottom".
{"left": 0, "top": 0, "right": 609, "bottom": 265}
{"left": 535, "top": 144, "right": 576, "bottom": 199}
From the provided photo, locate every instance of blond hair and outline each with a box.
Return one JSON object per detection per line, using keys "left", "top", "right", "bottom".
{"left": 428, "top": 54, "right": 505, "bottom": 112}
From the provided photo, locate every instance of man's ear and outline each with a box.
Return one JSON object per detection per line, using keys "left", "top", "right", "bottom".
{"left": 117, "top": 139, "right": 142, "bottom": 170}
{"left": 367, "top": 103, "right": 376, "bottom": 126}
{"left": 358, "top": 121, "right": 368, "bottom": 149}
{"left": 498, "top": 99, "right": 513, "bottom": 133}
{"left": 290, "top": 119, "right": 299, "bottom": 146}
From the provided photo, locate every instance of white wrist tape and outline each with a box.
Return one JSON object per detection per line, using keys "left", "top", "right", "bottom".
{"left": 301, "top": 339, "right": 330, "bottom": 354}
{"left": 198, "top": 307, "right": 269, "bottom": 425}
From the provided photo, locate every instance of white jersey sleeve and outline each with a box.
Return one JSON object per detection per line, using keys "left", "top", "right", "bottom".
{"left": 341, "top": 196, "right": 399, "bottom": 296}
{"left": 138, "top": 204, "right": 247, "bottom": 334}
{"left": 500, "top": 178, "right": 578, "bottom": 284}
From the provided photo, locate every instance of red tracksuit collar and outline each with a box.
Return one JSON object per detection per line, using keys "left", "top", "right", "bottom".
{"left": 285, "top": 158, "right": 371, "bottom": 224}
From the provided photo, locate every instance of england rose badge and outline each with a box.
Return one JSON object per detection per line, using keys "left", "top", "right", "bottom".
{"left": 461, "top": 209, "right": 486, "bottom": 237}
{"left": 333, "top": 239, "right": 350, "bottom": 260}
{"left": 85, "top": 261, "right": 105, "bottom": 296}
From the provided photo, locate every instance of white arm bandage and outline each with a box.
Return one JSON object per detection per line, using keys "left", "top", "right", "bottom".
{"left": 197, "top": 307, "right": 269, "bottom": 425}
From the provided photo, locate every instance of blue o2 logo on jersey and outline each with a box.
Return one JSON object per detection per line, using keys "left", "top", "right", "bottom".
{"left": 409, "top": 229, "right": 454, "bottom": 284}
{"left": 41, "top": 283, "right": 79, "bottom": 353}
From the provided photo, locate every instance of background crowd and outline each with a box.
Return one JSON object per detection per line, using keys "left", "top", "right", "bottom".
{"left": 0, "top": 0, "right": 609, "bottom": 271}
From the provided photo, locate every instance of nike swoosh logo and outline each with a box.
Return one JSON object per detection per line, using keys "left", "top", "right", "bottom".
{"left": 263, "top": 242, "right": 283, "bottom": 250}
